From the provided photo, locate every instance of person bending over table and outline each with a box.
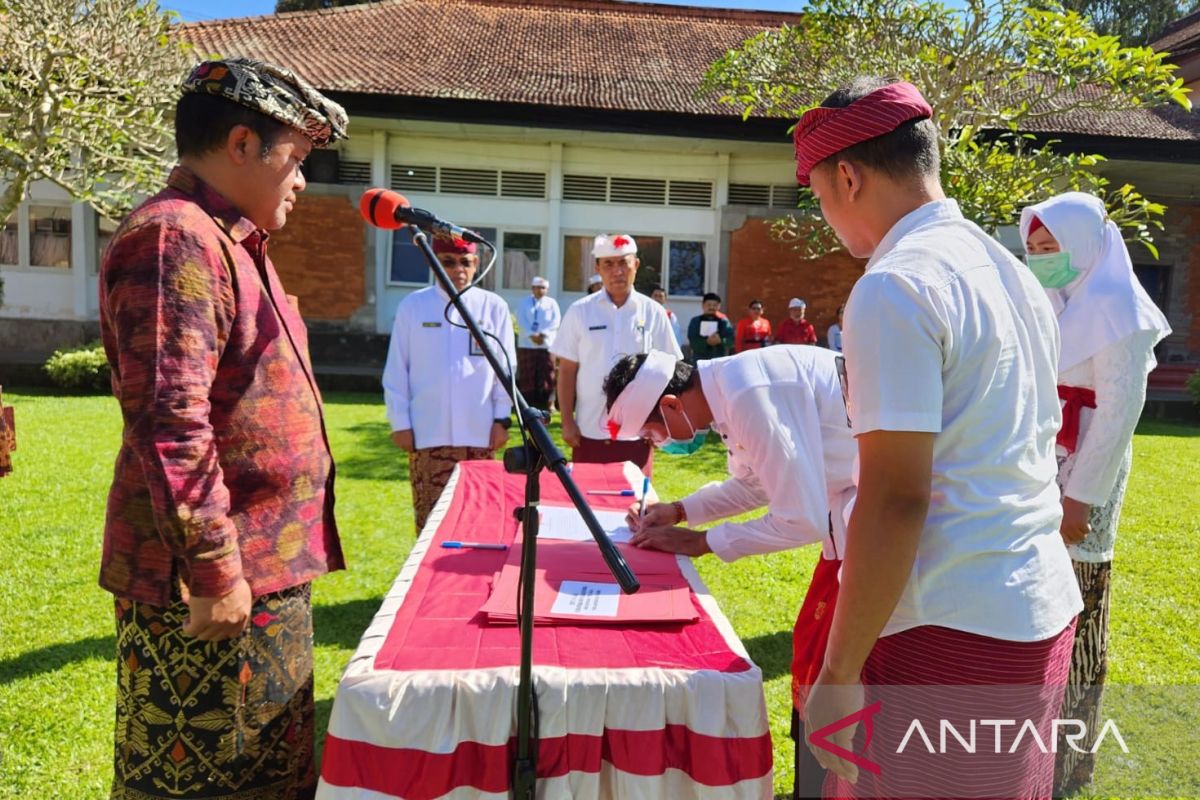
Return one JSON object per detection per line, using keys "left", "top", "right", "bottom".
{"left": 603, "top": 346, "right": 856, "bottom": 800}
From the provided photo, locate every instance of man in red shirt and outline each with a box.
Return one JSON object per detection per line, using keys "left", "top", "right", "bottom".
{"left": 735, "top": 298, "right": 773, "bottom": 352}
{"left": 776, "top": 297, "right": 818, "bottom": 345}
{"left": 100, "top": 58, "right": 347, "bottom": 799}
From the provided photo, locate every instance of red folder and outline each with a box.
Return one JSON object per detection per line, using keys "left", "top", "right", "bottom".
{"left": 479, "top": 537, "right": 699, "bottom": 626}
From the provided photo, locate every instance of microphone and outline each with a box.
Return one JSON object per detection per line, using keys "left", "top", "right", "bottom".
{"left": 359, "top": 188, "right": 488, "bottom": 245}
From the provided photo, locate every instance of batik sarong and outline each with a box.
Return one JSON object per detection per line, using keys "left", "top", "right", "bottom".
{"left": 409, "top": 446, "right": 494, "bottom": 532}
{"left": 112, "top": 583, "right": 315, "bottom": 800}
{"left": 1054, "top": 560, "right": 1111, "bottom": 796}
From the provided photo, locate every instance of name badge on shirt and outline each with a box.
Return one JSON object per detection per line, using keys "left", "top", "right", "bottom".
{"left": 469, "top": 331, "right": 490, "bottom": 357}
{"left": 422, "top": 321, "right": 442, "bottom": 328}
{"left": 588, "top": 325, "right": 607, "bottom": 331}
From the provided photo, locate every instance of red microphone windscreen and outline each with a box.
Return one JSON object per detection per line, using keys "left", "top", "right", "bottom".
{"left": 359, "top": 188, "right": 410, "bottom": 230}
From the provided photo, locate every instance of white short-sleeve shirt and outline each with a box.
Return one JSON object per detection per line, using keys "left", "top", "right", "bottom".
{"left": 844, "top": 199, "right": 1082, "bottom": 642}
{"left": 551, "top": 289, "right": 683, "bottom": 440}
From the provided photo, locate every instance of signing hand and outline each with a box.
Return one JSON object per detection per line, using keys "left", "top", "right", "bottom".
{"left": 804, "top": 665, "right": 866, "bottom": 784}
{"left": 182, "top": 578, "right": 252, "bottom": 642}
{"left": 629, "top": 525, "right": 710, "bottom": 557}
{"left": 706, "top": 333, "right": 722, "bottom": 346}
{"left": 1060, "top": 496, "right": 1092, "bottom": 545}
{"left": 391, "top": 429, "right": 415, "bottom": 452}
{"left": 625, "top": 501, "right": 677, "bottom": 533}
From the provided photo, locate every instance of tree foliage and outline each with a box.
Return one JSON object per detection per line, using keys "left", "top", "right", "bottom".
{"left": 275, "top": 0, "right": 369, "bottom": 13}
{"left": 1060, "top": 0, "right": 1200, "bottom": 47}
{"left": 702, "top": 0, "right": 1192, "bottom": 258}
{"left": 0, "top": 0, "right": 192, "bottom": 224}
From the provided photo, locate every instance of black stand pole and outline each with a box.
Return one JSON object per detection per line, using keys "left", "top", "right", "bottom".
{"left": 407, "top": 227, "right": 640, "bottom": 799}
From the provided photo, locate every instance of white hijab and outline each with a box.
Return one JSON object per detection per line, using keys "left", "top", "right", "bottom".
{"left": 1019, "top": 192, "right": 1171, "bottom": 374}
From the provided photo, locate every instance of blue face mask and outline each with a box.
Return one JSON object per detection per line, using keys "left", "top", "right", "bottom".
{"left": 1025, "top": 251, "right": 1080, "bottom": 289}
{"left": 655, "top": 407, "right": 708, "bottom": 456}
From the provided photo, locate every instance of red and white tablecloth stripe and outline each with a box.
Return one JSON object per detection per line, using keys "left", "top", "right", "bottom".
{"left": 317, "top": 460, "right": 773, "bottom": 799}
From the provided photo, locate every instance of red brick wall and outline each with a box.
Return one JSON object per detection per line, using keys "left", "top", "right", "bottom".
{"left": 1183, "top": 207, "right": 1200, "bottom": 356}
{"left": 726, "top": 217, "right": 865, "bottom": 342}
{"left": 268, "top": 193, "right": 366, "bottom": 321}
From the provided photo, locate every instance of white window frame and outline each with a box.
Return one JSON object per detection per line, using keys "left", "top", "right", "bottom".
{"left": 558, "top": 230, "right": 713, "bottom": 298}
{"left": 385, "top": 226, "right": 546, "bottom": 290}
{"left": 0, "top": 201, "right": 76, "bottom": 272}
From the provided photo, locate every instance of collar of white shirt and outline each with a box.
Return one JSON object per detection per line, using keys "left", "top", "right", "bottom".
{"left": 867, "top": 198, "right": 963, "bottom": 272}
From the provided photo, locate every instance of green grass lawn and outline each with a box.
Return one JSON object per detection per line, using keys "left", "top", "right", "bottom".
{"left": 0, "top": 388, "right": 1196, "bottom": 799}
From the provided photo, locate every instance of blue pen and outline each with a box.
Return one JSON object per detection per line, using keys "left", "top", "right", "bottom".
{"left": 587, "top": 489, "right": 635, "bottom": 496}
{"left": 639, "top": 475, "right": 650, "bottom": 520}
{"left": 441, "top": 541, "right": 508, "bottom": 551}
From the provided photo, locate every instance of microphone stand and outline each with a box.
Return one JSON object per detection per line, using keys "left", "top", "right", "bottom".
{"left": 408, "top": 227, "right": 640, "bottom": 799}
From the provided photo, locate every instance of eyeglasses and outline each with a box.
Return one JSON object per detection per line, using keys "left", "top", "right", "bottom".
{"left": 438, "top": 257, "right": 476, "bottom": 269}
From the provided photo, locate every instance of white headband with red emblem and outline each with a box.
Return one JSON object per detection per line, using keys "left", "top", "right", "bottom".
{"left": 605, "top": 350, "right": 677, "bottom": 440}
{"left": 592, "top": 234, "right": 637, "bottom": 259}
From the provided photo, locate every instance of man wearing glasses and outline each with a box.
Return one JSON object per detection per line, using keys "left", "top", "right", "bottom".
{"left": 551, "top": 234, "right": 681, "bottom": 473}
{"left": 383, "top": 234, "right": 516, "bottom": 531}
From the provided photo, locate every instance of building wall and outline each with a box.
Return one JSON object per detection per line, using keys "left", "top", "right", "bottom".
{"left": 724, "top": 215, "right": 864, "bottom": 343}
{"left": 1178, "top": 206, "right": 1200, "bottom": 356}
{"left": 265, "top": 186, "right": 370, "bottom": 325}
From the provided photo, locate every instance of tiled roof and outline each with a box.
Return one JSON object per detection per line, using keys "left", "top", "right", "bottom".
{"left": 1151, "top": 8, "right": 1200, "bottom": 56}
{"left": 178, "top": 0, "right": 1200, "bottom": 144}
{"left": 181, "top": 0, "right": 798, "bottom": 117}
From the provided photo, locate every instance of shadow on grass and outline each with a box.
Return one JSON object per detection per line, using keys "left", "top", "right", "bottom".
{"left": 0, "top": 634, "right": 115, "bottom": 686}
{"left": 1135, "top": 419, "right": 1200, "bottom": 437}
{"left": 335, "top": 420, "right": 409, "bottom": 482}
{"left": 742, "top": 629, "right": 792, "bottom": 682}
{"left": 314, "top": 695, "right": 335, "bottom": 769}
{"left": 313, "top": 597, "right": 384, "bottom": 651}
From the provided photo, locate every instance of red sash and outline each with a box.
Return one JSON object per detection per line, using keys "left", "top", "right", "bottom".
{"left": 791, "top": 556, "right": 841, "bottom": 714}
{"left": 1057, "top": 385, "right": 1096, "bottom": 456}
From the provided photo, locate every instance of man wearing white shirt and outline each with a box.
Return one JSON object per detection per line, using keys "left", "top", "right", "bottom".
{"left": 794, "top": 77, "right": 1081, "bottom": 799}
{"left": 604, "top": 346, "right": 855, "bottom": 800}
{"left": 515, "top": 276, "right": 561, "bottom": 414}
{"left": 551, "top": 234, "right": 681, "bottom": 473}
{"left": 383, "top": 235, "right": 515, "bottom": 531}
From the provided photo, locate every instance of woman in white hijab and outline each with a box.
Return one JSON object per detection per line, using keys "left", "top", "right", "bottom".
{"left": 1021, "top": 191, "right": 1171, "bottom": 795}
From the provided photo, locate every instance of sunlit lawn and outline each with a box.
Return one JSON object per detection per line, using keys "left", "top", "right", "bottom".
{"left": 0, "top": 388, "right": 1196, "bottom": 798}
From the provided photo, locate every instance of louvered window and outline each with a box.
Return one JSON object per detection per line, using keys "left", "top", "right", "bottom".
{"left": 727, "top": 183, "right": 771, "bottom": 206}
{"left": 391, "top": 164, "right": 437, "bottom": 193}
{"left": 771, "top": 184, "right": 801, "bottom": 208}
{"left": 439, "top": 167, "right": 499, "bottom": 196}
{"left": 501, "top": 171, "right": 547, "bottom": 199}
{"left": 562, "top": 174, "right": 607, "bottom": 202}
{"left": 668, "top": 180, "right": 713, "bottom": 208}
{"left": 337, "top": 160, "right": 371, "bottom": 185}
{"left": 609, "top": 177, "right": 666, "bottom": 206}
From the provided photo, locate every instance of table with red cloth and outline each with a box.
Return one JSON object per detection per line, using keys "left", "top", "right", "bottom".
{"left": 317, "top": 460, "right": 773, "bottom": 800}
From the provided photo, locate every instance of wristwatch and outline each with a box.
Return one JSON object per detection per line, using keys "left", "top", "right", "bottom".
{"left": 494, "top": 417, "right": 513, "bottom": 430}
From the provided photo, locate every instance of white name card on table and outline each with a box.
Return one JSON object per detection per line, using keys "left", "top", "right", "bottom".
{"left": 539, "top": 505, "right": 632, "bottom": 543}
{"left": 698, "top": 320, "right": 718, "bottom": 337}
{"left": 550, "top": 581, "right": 620, "bottom": 617}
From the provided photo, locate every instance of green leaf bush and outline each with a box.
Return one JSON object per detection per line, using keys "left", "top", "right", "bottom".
{"left": 1187, "top": 369, "right": 1200, "bottom": 406}
{"left": 43, "top": 341, "right": 111, "bottom": 392}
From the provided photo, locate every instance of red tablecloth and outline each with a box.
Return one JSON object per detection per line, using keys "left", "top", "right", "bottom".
{"left": 317, "top": 460, "right": 772, "bottom": 799}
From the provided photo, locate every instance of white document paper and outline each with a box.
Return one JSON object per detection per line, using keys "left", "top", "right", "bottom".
{"left": 539, "top": 505, "right": 632, "bottom": 543}
{"left": 550, "top": 580, "right": 620, "bottom": 617}
{"left": 698, "top": 320, "right": 718, "bottom": 337}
